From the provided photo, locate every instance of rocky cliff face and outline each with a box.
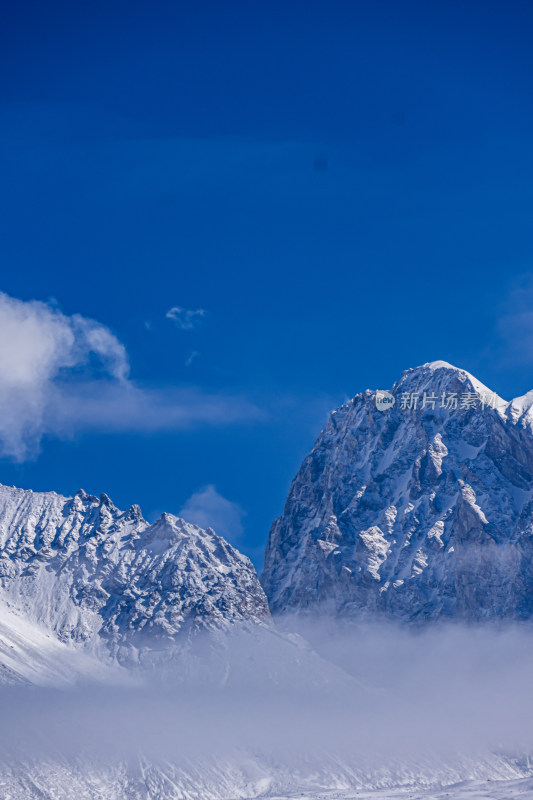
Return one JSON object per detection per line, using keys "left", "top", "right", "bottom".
{"left": 0, "top": 483, "right": 270, "bottom": 666}
{"left": 262, "top": 361, "right": 533, "bottom": 621}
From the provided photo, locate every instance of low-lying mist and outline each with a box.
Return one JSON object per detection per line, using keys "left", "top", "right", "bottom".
{"left": 3, "top": 619, "right": 533, "bottom": 769}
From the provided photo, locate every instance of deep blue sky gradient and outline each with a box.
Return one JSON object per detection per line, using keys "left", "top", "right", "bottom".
{"left": 1, "top": 0, "right": 533, "bottom": 564}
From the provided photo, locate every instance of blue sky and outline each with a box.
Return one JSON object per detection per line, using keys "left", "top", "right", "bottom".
{"left": 1, "top": 0, "right": 533, "bottom": 565}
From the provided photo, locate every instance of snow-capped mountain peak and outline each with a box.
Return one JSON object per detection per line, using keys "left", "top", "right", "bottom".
{"left": 261, "top": 361, "right": 533, "bottom": 621}
{"left": 394, "top": 361, "right": 506, "bottom": 408}
{"left": 0, "top": 482, "right": 270, "bottom": 671}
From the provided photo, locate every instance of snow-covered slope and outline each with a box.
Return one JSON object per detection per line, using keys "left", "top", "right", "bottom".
{"left": 0, "top": 598, "right": 125, "bottom": 685}
{"left": 262, "top": 361, "right": 533, "bottom": 620}
{"left": 0, "top": 483, "right": 270, "bottom": 669}
{"left": 0, "top": 751, "right": 531, "bottom": 800}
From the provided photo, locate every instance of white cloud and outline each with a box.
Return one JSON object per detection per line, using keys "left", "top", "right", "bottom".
{"left": 166, "top": 306, "right": 208, "bottom": 330}
{"left": 0, "top": 293, "right": 262, "bottom": 461}
{"left": 179, "top": 485, "right": 245, "bottom": 544}
{"left": 0, "top": 293, "right": 128, "bottom": 460}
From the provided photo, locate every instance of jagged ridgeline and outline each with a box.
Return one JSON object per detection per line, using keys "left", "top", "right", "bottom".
{"left": 262, "top": 361, "right": 533, "bottom": 621}
{"left": 0, "top": 485, "right": 270, "bottom": 669}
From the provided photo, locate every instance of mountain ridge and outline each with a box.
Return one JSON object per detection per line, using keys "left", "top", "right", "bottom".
{"left": 0, "top": 481, "right": 270, "bottom": 672}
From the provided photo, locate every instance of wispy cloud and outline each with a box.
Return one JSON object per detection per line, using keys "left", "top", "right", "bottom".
{"left": 52, "top": 384, "right": 262, "bottom": 433}
{"left": 179, "top": 485, "right": 245, "bottom": 544}
{"left": 0, "top": 293, "right": 261, "bottom": 461}
{"left": 497, "top": 275, "right": 533, "bottom": 364}
{"left": 166, "top": 306, "right": 208, "bottom": 330}
{"left": 185, "top": 350, "right": 199, "bottom": 367}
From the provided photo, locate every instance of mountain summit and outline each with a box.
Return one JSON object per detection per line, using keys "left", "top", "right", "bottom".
{"left": 261, "top": 362, "right": 533, "bottom": 621}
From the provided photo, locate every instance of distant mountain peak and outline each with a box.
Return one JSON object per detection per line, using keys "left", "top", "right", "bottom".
{"left": 262, "top": 362, "right": 533, "bottom": 621}
{"left": 0, "top": 482, "right": 270, "bottom": 669}
{"left": 405, "top": 359, "right": 461, "bottom": 376}
{"left": 394, "top": 361, "right": 503, "bottom": 402}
